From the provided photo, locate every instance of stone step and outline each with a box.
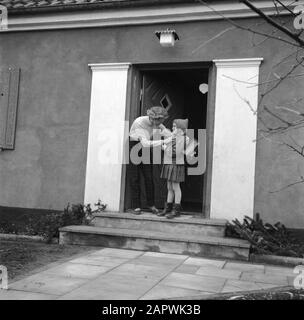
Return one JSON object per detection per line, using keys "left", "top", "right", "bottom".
{"left": 59, "top": 225, "right": 250, "bottom": 261}
{"left": 92, "top": 212, "right": 227, "bottom": 237}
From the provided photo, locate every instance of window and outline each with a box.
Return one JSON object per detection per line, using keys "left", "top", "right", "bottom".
{"left": 0, "top": 67, "right": 20, "bottom": 150}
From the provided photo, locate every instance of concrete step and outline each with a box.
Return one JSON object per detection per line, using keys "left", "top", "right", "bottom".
{"left": 92, "top": 212, "right": 227, "bottom": 238}
{"left": 59, "top": 225, "right": 250, "bottom": 261}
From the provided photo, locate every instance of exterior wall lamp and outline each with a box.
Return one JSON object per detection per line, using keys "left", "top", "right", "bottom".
{"left": 155, "top": 29, "right": 179, "bottom": 47}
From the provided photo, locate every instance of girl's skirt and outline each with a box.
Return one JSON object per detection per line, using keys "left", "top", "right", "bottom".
{"left": 161, "top": 164, "right": 185, "bottom": 183}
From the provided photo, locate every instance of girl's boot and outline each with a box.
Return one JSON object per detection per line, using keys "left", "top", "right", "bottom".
{"left": 166, "top": 203, "right": 181, "bottom": 219}
{"left": 157, "top": 202, "right": 173, "bottom": 216}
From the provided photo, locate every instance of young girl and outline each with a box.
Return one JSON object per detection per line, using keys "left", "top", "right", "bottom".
{"left": 158, "top": 119, "right": 190, "bottom": 219}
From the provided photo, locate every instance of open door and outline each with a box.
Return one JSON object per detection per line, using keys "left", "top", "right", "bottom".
{"left": 125, "top": 65, "right": 209, "bottom": 214}
{"left": 141, "top": 73, "right": 185, "bottom": 208}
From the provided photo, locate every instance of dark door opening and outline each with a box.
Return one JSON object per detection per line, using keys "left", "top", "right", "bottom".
{"left": 125, "top": 66, "right": 209, "bottom": 215}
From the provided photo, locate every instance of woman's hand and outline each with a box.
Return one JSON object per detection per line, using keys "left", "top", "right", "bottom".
{"left": 163, "top": 136, "right": 173, "bottom": 145}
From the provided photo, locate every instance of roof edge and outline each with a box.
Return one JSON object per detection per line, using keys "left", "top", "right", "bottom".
{"left": 6, "top": 0, "right": 199, "bottom": 15}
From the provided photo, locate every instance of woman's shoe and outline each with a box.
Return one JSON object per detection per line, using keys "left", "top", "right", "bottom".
{"left": 166, "top": 203, "right": 181, "bottom": 219}
{"left": 127, "top": 208, "right": 142, "bottom": 215}
{"left": 157, "top": 202, "right": 173, "bottom": 216}
{"left": 148, "top": 205, "right": 159, "bottom": 215}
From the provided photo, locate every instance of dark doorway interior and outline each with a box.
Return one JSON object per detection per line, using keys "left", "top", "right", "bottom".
{"left": 125, "top": 67, "right": 208, "bottom": 214}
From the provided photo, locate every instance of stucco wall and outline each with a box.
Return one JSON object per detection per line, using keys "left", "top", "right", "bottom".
{"left": 0, "top": 17, "right": 303, "bottom": 228}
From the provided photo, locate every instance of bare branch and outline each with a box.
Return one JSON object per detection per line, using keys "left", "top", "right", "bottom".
{"left": 260, "top": 56, "right": 304, "bottom": 99}
{"left": 222, "top": 74, "right": 258, "bottom": 86}
{"left": 274, "top": 0, "right": 296, "bottom": 16}
{"left": 269, "top": 177, "right": 304, "bottom": 193}
{"left": 272, "top": 48, "right": 304, "bottom": 68}
{"left": 268, "top": 139, "right": 304, "bottom": 193}
{"left": 240, "top": 0, "right": 304, "bottom": 46}
{"left": 264, "top": 106, "right": 293, "bottom": 125}
{"left": 198, "top": 0, "right": 301, "bottom": 47}
{"left": 284, "top": 141, "right": 304, "bottom": 157}
{"left": 261, "top": 119, "right": 304, "bottom": 135}
{"left": 233, "top": 83, "right": 257, "bottom": 114}
{"left": 191, "top": 27, "right": 236, "bottom": 54}
{"left": 275, "top": 105, "right": 304, "bottom": 116}
{"left": 222, "top": 71, "right": 304, "bottom": 88}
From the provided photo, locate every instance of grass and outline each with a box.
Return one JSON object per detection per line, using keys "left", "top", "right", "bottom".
{"left": 0, "top": 239, "right": 100, "bottom": 281}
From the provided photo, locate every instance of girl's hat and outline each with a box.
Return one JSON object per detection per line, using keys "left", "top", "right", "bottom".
{"left": 174, "top": 119, "right": 188, "bottom": 129}
{"left": 147, "top": 106, "right": 169, "bottom": 119}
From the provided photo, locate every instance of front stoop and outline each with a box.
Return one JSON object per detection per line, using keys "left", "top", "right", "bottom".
{"left": 59, "top": 213, "right": 250, "bottom": 261}
{"left": 92, "top": 212, "right": 227, "bottom": 237}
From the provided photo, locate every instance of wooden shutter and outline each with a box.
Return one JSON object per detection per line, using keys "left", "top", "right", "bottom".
{"left": 0, "top": 67, "right": 20, "bottom": 150}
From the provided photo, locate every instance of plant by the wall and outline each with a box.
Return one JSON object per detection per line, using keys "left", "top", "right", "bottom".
{"left": 0, "top": 200, "right": 107, "bottom": 243}
{"left": 227, "top": 214, "right": 304, "bottom": 258}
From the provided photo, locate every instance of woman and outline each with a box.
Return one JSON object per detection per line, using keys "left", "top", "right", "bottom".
{"left": 128, "top": 106, "right": 172, "bottom": 215}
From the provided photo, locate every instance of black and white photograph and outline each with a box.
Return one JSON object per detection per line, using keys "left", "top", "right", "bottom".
{"left": 0, "top": 0, "right": 304, "bottom": 305}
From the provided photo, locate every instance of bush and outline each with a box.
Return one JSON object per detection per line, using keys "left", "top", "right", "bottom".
{"left": 0, "top": 200, "right": 107, "bottom": 243}
{"left": 227, "top": 214, "right": 304, "bottom": 258}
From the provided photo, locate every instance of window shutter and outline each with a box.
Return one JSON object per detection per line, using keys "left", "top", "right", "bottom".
{"left": 0, "top": 67, "right": 20, "bottom": 150}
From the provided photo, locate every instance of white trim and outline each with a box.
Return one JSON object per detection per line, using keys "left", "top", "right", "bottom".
{"left": 210, "top": 58, "right": 261, "bottom": 221}
{"left": 2, "top": 1, "right": 295, "bottom": 32}
{"left": 213, "top": 58, "right": 264, "bottom": 67}
{"left": 84, "top": 62, "right": 130, "bottom": 211}
{"left": 89, "top": 63, "right": 131, "bottom": 71}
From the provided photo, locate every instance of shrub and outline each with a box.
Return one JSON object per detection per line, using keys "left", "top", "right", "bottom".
{"left": 0, "top": 200, "right": 107, "bottom": 243}
{"left": 227, "top": 214, "right": 304, "bottom": 258}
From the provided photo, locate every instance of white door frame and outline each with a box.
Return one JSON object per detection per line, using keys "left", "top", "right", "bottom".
{"left": 84, "top": 63, "right": 130, "bottom": 211}
{"left": 210, "top": 58, "right": 263, "bottom": 221}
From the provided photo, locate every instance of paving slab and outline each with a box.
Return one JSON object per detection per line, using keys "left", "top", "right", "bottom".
{"left": 196, "top": 266, "right": 241, "bottom": 280}
{"left": 108, "top": 263, "right": 173, "bottom": 280}
{"left": 287, "top": 276, "right": 297, "bottom": 286}
{"left": 69, "top": 256, "right": 129, "bottom": 268}
{"left": 10, "top": 273, "right": 88, "bottom": 296}
{"left": 142, "top": 252, "right": 188, "bottom": 260}
{"left": 89, "top": 248, "right": 144, "bottom": 259}
{"left": 41, "top": 262, "right": 111, "bottom": 279}
{"left": 224, "top": 262, "right": 265, "bottom": 272}
{"left": 160, "top": 272, "right": 226, "bottom": 293}
{"left": 139, "top": 284, "right": 212, "bottom": 300}
{"left": 241, "top": 272, "right": 289, "bottom": 285}
{"left": 264, "top": 266, "right": 295, "bottom": 276}
{"left": 2, "top": 248, "right": 295, "bottom": 300}
{"left": 221, "top": 279, "right": 262, "bottom": 293}
{"left": 255, "top": 282, "right": 282, "bottom": 290}
{"left": 175, "top": 264, "right": 201, "bottom": 275}
{"left": 183, "top": 257, "right": 226, "bottom": 268}
{"left": 132, "top": 255, "right": 183, "bottom": 268}
{"left": 0, "top": 289, "right": 57, "bottom": 300}
{"left": 58, "top": 274, "right": 158, "bottom": 300}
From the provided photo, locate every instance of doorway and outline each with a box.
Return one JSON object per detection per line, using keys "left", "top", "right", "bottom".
{"left": 125, "top": 64, "right": 209, "bottom": 215}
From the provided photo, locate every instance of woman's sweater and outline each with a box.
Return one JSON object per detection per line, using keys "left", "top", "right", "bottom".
{"left": 129, "top": 116, "right": 171, "bottom": 147}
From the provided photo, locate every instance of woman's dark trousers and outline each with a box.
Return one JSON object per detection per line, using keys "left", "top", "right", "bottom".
{"left": 129, "top": 140, "right": 155, "bottom": 209}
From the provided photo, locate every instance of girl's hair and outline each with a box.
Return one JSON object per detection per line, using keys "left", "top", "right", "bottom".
{"left": 173, "top": 119, "right": 188, "bottom": 133}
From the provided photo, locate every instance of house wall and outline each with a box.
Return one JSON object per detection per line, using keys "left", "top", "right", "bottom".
{"left": 0, "top": 17, "right": 303, "bottom": 228}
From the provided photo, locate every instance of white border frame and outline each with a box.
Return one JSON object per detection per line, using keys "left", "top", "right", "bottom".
{"left": 84, "top": 62, "right": 130, "bottom": 211}
{"left": 210, "top": 57, "right": 263, "bottom": 221}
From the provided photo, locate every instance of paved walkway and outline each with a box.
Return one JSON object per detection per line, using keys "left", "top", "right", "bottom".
{"left": 0, "top": 248, "right": 296, "bottom": 300}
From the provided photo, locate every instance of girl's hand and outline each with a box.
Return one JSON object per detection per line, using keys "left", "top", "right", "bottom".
{"left": 161, "top": 127, "right": 172, "bottom": 137}
{"left": 163, "top": 136, "right": 172, "bottom": 144}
